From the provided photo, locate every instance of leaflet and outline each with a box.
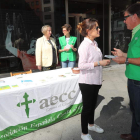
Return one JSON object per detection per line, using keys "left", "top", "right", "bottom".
{"left": 104, "top": 55, "right": 117, "bottom": 59}
{"left": 0, "top": 85, "right": 11, "bottom": 90}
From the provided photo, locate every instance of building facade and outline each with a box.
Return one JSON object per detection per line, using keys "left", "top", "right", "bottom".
{"left": 0, "top": 0, "right": 139, "bottom": 73}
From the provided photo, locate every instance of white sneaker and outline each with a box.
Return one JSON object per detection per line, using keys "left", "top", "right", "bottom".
{"left": 81, "top": 134, "right": 93, "bottom": 140}
{"left": 88, "top": 124, "right": 104, "bottom": 133}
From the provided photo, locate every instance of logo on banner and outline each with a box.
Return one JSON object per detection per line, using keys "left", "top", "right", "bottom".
{"left": 39, "top": 90, "right": 77, "bottom": 110}
{"left": 17, "top": 92, "right": 36, "bottom": 118}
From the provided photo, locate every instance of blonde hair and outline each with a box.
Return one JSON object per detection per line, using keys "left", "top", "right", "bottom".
{"left": 41, "top": 25, "right": 51, "bottom": 34}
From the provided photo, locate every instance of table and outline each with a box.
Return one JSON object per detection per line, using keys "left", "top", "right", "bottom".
{"left": 0, "top": 68, "right": 82, "bottom": 140}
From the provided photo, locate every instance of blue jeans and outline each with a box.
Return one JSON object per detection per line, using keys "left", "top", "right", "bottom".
{"left": 61, "top": 60, "right": 76, "bottom": 68}
{"left": 128, "top": 79, "right": 140, "bottom": 140}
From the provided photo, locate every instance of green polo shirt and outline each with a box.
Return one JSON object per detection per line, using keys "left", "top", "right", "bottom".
{"left": 125, "top": 24, "right": 140, "bottom": 81}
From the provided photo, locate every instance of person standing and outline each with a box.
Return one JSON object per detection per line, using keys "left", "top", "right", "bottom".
{"left": 77, "top": 18, "right": 110, "bottom": 140}
{"left": 36, "top": 25, "right": 58, "bottom": 71}
{"left": 112, "top": 3, "right": 140, "bottom": 140}
{"left": 58, "top": 24, "right": 77, "bottom": 68}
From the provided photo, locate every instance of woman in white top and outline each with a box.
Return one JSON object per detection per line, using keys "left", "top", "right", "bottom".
{"left": 77, "top": 18, "right": 110, "bottom": 140}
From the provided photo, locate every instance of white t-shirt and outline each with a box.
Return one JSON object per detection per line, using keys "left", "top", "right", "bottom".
{"left": 66, "top": 38, "right": 70, "bottom": 44}
{"left": 65, "top": 38, "right": 70, "bottom": 49}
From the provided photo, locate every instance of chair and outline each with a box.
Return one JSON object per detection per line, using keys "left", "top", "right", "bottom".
{"left": 10, "top": 69, "right": 32, "bottom": 77}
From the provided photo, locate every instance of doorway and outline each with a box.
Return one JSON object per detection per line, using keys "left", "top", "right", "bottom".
{"left": 69, "top": 14, "right": 86, "bottom": 48}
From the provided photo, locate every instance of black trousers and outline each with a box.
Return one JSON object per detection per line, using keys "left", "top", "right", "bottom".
{"left": 79, "top": 83, "right": 101, "bottom": 134}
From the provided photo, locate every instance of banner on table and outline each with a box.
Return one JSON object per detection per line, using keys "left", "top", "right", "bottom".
{"left": 0, "top": 76, "right": 82, "bottom": 140}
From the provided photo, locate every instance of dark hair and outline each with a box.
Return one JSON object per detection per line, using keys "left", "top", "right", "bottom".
{"left": 77, "top": 18, "right": 98, "bottom": 37}
{"left": 125, "top": 2, "right": 140, "bottom": 18}
{"left": 62, "top": 24, "right": 72, "bottom": 31}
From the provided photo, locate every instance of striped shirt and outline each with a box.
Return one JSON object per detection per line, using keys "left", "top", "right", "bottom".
{"left": 78, "top": 37, "right": 102, "bottom": 85}
{"left": 132, "top": 24, "right": 140, "bottom": 40}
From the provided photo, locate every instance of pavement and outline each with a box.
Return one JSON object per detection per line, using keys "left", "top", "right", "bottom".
{"left": 2, "top": 61, "right": 132, "bottom": 140}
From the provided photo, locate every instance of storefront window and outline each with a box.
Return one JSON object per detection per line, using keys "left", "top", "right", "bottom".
{"left": 111, "top": 0, "right": 132, "bottom": 52}
{"left": 0, "top": 0, "right": 139, "bottom": 73}
{"left": 0, "top": 0, "right": 43, "bottom": 73}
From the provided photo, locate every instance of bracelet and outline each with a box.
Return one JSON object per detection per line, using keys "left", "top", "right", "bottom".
{"left": 97, "top": 61, "right": 100, "bottom": 66}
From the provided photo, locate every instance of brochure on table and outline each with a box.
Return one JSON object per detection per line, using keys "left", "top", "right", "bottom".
{"left": 0, "top": 68, "right": 79, "bottom": 92}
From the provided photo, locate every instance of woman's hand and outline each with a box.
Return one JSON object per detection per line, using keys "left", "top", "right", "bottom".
{"left": 63, "top": 46, "right": 69, "bottom": 52}
{"left": 38, "top": 66, "right": 42, "bottom": 71}
{"left": 70, "top": 45, "right": 74, "bottom": 49}
{"left": 111, "top": 48, "right": 123, "bottom": 57}
{"left": 99, "top": 59, "right": 110, "bottom": 66}
{"left": 73, "top": 48, "right": 77, "bottom": 51}
{"left": 70, "top": 45, "right": 77, "bottom": 51}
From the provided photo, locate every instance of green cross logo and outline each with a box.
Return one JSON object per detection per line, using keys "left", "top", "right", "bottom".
{"left": 17, "top": 92, "right": 36, "bottom": 118}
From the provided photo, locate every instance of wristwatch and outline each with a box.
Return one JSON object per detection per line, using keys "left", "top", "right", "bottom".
{"left": 125, "top": 58, "right": 129, "bottom": 65}
{"left": 97, "top": 61, "right": 100, "bottom": 66}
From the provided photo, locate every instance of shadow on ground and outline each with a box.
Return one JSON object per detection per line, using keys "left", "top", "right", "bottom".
{"left": 89, "top": 96, "right": 132, "bottom": 140}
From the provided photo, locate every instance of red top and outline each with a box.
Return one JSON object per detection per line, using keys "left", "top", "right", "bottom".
{"left": 18, "top": 50, "right": 38, "bottom": 71}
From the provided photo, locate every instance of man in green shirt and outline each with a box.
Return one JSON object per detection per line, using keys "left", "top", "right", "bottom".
{"left": 112, "top": 3, "right": 140, "bottom": 140}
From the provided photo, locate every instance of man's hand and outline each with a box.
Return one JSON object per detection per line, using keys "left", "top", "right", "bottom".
{"left": 38, "top": 66, "right": 42, "bottom": 71}
{"left": 112, "top": 56, "right": 126, "bottom": 64}
{"left": 111, "top": 48, "right": 124, "bottom": 57}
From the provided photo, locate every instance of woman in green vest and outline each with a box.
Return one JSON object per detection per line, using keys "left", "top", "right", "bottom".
{"left": 58, "top": 24, "right": 77, "bottom": 68}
